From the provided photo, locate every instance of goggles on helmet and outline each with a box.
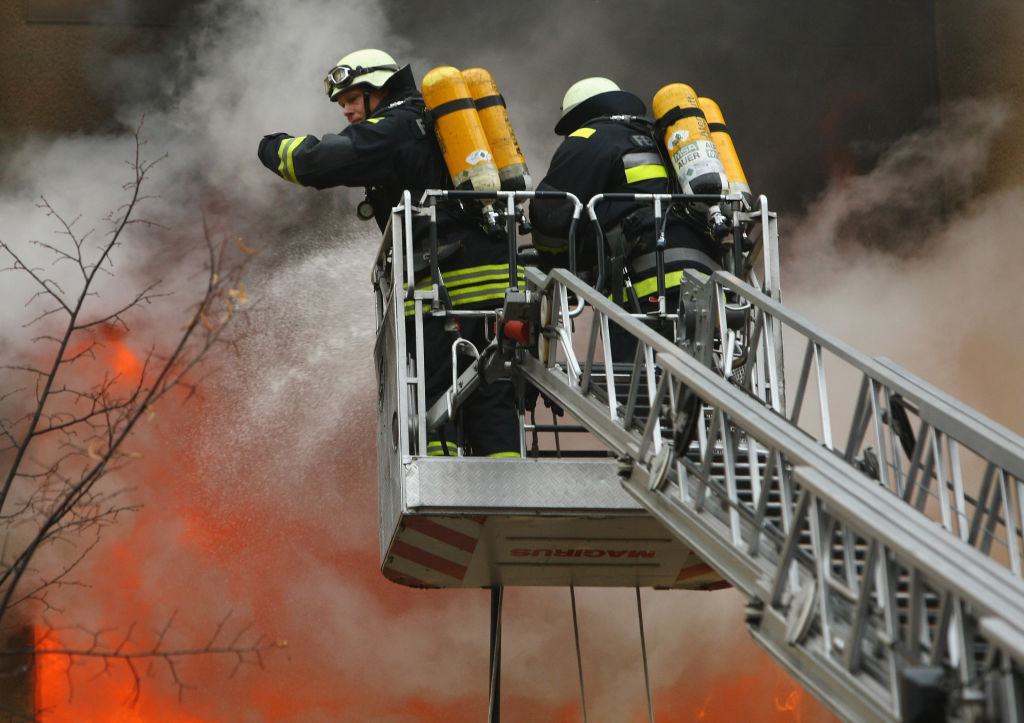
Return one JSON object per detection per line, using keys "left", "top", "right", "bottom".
{"left": 323, "top": 64, "right": 399, "bottom": 98}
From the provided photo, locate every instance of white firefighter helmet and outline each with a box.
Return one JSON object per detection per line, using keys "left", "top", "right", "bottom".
{"left": 560, "top": 77, "right": 621, "bottom": 115}
{"left": 324, "top": 48, "right": 400, "bottom": 101}
{"left": 554, "top": 76, "right": 644, "bottom": 135}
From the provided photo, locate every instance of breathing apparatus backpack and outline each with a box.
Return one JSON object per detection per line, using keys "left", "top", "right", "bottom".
{"left": 420, "top": 66, "right": 532, "bottom": 216}
{"left": 652, "top": 83, "right": 751, "bottom": 206}
{"left": 653, "top": 83, "right": 754, "bottom": 277}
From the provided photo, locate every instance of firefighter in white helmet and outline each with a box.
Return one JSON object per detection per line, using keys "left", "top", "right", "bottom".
{"left": 529, "top": 77, "right": 722, "bottom": 360}
{"left": 257, "top": 49, "right": 521, "bottom": 458}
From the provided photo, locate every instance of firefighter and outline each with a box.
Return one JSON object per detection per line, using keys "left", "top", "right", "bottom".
{"left": 257, "top": 49, "right": 520, "bottom": 457}
{"left": 529, "top": 77, "right": 722, "bottom": 360}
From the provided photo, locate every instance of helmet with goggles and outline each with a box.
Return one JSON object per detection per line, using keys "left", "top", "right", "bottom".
{"left": 324, "top": 48, "right": 400, "bottom": 101}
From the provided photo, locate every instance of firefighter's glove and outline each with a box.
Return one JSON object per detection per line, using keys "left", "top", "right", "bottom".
{"left": 543, "top": 395, "right": 565, "bottom": 418}
{"left": 257, "top": 133, "right": 291, "bottom": 170}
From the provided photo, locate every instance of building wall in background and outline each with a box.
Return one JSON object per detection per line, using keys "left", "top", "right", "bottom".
{"left": 0, "top": 0, "right": 187, "bottom": 143}
{"left": 0, "top": 627, "right": 35, "bottom": 722}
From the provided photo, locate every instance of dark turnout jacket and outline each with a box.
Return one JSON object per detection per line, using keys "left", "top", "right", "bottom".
{"left": 529, "top": 91, "right": 721, "bottom": 302}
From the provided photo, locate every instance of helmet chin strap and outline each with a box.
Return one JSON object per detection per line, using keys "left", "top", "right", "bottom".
{"left": 362, "top": 88, "right": 373, "bottom": 119}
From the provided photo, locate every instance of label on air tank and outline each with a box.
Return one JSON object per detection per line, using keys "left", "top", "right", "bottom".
{"left": 673, "top": 139, "right": 721, "bottom": 178}
{"left": 668, "top": 129, "right": 691, "bottom": 148}
{"left": 465, "top": 148, "right": 493, "bottom": 165}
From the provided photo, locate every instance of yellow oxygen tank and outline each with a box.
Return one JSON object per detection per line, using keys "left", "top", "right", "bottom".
{"left": 652, "top": 83, "right": 727, "bottom": 196}
{"left": 421, "top": 66, "right": 501, "bottom": 193}
{"left": 461, "top": 67, "right": 532, "bottom": 192}
{"left": 698, "top": 97, "right": 751, "bottom": 207}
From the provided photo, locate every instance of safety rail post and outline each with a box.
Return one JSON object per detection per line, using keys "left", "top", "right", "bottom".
{"left": 755, "top": 195, "right": 781, "bottom": 302}
{"left": 653, "top": 196, "right": 666, "bottom": 315}
{"left": 505, "top": 192, "right": 518, "bottom": 291}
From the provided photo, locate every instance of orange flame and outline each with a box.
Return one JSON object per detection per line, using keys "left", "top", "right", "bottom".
{"left": 27, "top": 357, "right": 838, "bottom": 722}
{"left": 655, "top": 663, "right": 829, "bottom": 723}
{"left": 60, "top": 323, "right": 144, "bottom": 389}
{"left": 777, "top": 686, "right": 803, "bottom": 712}
{"left": 98, "top": 325, "right": 143, "bottom": 382}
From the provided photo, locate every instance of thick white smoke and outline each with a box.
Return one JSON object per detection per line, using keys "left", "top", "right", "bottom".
{"left": 784, "top": 97, "right": 1024, "bottom": 434}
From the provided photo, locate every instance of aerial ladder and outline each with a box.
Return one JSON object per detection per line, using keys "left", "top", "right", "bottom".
{"left": 371, "top": 189, "right": 1024, "bottom": 723}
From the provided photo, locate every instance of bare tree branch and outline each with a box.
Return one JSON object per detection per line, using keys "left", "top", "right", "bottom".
{"left": 1, "top": 612, "right": 281, "bottom": 707}
{"left": 0, "top": 116, "right": 268, "bottom": 708}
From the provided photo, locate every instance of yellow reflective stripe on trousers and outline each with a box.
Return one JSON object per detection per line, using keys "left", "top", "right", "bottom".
{"left": 427, "top": 440, "right": 459, "bottom": 456}
{"left": 611, "top": 269, "right": 685, "bottom": 302}
{"left": 405, "top": 284, "right": 520, "bottom": 314}
{"left": 277, "top": 135, "right": 307, "bottom": 184}
{"left": 404, "top": 265, "right": 525, "bottom": 315}
{"left": 447, "top": 281, "right": 514, "bottom": 306}
{"left": 436, "top": 263, "right": 525, "bottom": 289}
{"left": 624, "top": 164, "right": 668, "bottom": 184}
{"left": 630, "top": 270, "right": 685, "bottom": 299}
{"left": 488, "top": 451, "right": 521, "bottom": 458}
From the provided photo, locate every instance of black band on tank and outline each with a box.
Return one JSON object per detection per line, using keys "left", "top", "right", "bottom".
{"left": 654, "top": 105, "right": 706, "bottom": 134}
{"left": 473, "top": 94, "right": 506, "bottom": 110}
{"left": 429, "top": 97, "right": 477, "bottom": 119}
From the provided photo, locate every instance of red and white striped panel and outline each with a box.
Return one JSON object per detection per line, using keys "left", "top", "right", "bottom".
{"left": 383, "top": 515, "right": 486, "bottom": 588}
{"left": 675, "top": 561, "right": 732, "bottom": 591}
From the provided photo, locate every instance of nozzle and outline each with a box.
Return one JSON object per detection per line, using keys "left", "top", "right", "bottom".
{"left": 516, "top": 206, "right": 533, "bottom": 235}
{"left": 483, "top": 202, "right": 501, "bottom": 231}
{"left": 708, "top": 204, "right": 730, "bottom": 238}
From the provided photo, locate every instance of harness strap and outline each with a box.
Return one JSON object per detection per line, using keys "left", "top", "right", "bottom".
{"left": 653, "top": 105, "right": 706, "bottom": 135}
{"left": 631, "top": 247, "right": 722, "bottom": 276}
